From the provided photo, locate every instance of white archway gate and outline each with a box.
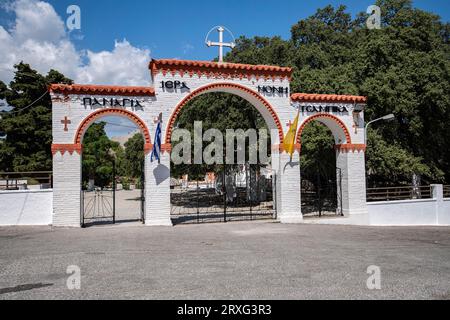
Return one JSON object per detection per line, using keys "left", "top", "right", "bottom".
{"left": 49, "top": 59, "right": 368, "bottom": 227}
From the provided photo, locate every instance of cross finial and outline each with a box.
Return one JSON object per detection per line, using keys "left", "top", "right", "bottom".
{"left": 206, "top": 26, "right": 236, "bottom": 63}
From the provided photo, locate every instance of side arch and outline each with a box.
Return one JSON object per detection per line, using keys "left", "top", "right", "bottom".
{"left": 75, "top": 108, "right": 152, "bottom": 153}
{"left": 296, "top": 113, "right": 352, "bottom": 148}
{"left": 164, "top": 82, "right": 284, "bottom": 145}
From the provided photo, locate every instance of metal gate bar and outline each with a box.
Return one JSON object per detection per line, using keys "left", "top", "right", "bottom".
{"left": 170, "top": 165, "right": 276, "bottom": 225}
{"left": 300, "top": 167, "right": 342, "bottom": 217}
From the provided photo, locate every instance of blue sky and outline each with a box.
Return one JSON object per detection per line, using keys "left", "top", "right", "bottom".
{"left": 1, "top": 0, "right": 448, "bottom": 138}
{"left": 48, "top": 0, "right": 450, "bottom": 61}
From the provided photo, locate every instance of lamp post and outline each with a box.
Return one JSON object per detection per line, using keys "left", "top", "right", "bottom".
{"left": 364, "top": 114, "right": 395, "bottom": 145}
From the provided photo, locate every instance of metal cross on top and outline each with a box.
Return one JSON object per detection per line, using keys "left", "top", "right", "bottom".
{"left": 205, "top": 26, "right": 236, "bottom": 63}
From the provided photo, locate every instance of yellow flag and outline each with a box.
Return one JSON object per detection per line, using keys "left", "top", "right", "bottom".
{"left": 284, "top": 110, "right": 300, "bottom": 157}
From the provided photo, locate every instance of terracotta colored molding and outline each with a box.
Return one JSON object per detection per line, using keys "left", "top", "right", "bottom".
{"left": 74, "top": 108, "right": 152, "bottom": 145}
{"left": 49, "top": 84, "right": 155, "bottom": 97}
{"left": 335, "top": 144, "right": 366, "bottom": 153}
{"left": 144, "top": 143, "right": 153, "bottom": 155}
{"left": 291, "top": 93, "right": 367, "bottom": 103}
{"left": 296, "top": 113, "right": 352, "bottom": 145}
{"left": 161, "top": 144, "right": 172, "bottom": 153}
{"left": 149, "top": 59, "right": 293, "bottom": 81}
{"left": 165, "top": 82, "right": 284, "bottom": 145}
{"left": 271, "top": 144, "right": 285, "bottom": 153}
{"left": 51, "top": 144, "right": 82, "bottom": 156}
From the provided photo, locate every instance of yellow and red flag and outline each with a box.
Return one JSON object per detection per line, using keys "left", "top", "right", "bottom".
{"left": 283, "top": 110, "right": 300, "bottom": 158}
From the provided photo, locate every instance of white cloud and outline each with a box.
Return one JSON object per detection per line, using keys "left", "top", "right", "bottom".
{"left": 12, "top": 0, "right": 65, "bottom": 43}
{"left": 0, "top": 0, "right": 151, "bottom": 86}
{"left": 77, "top": 40, "right": 151, "bottom": 86}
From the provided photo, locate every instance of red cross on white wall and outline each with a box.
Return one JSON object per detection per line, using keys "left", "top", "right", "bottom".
{"left": 61, "top": 116, "right": 71, "bottom": 132}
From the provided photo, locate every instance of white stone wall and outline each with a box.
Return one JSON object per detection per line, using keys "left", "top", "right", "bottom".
{"left": 0, "top": 190, "right": 52, "bottom": 226}
{"left": 145, "top": 152, "right": 172, "bottom": 226}
{"left": 367, "top": 185, "right": 449, "bottom": 226}
{"left": 368, "top": 199, "right": 439, "bottom": 226}
{"left": 276, "top": 152, "right": 302, "bottom": 223}
{"left": 441, "top": 200, "right": 450, "bottom": 225}
{"left": 52, "top": 151, "right": 81, "bottom": 227}
{"left": 336, "top": 150, "right": 368, "bottom": 217}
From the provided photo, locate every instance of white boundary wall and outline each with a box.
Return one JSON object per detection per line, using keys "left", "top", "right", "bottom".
{"left": 0, "top": 189, "right": 53, "bottom": 226}
{"left": 367, "top": 184, "right": 450, "bottom": 226}
{"left": 0, "top": 186, "right": 448, "bottom": 227}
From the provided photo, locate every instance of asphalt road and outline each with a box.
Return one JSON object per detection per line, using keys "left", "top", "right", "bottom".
{"left": 0, "top": 222, "right": 449, "bottom": 299}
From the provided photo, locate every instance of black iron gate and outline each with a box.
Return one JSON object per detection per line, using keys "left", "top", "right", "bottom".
{"left": 170, "top": 165, "right": 276, "bottom": 225}
{"left": 301, "top": 168, "right": 342, "bottom": 217}
{"left": 81, "top": 161, "right": 116, "bottom": 227}
{"left": 82, "top": 188, "right": 115, "bottom": 227}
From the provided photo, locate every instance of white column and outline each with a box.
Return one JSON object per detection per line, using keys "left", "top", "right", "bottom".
{"left": 336, "top": 150, "right": 368, "bottom": 219}
{"left": 431, "top": 184, "right": 448, "bottom": 225}
{"left": 145, "top": 151, "right": 173, "bottom": 226}
{"left": 52, "top": 152, "right": 82, "bottom": 227}
{"left": 276, "top": 151, "right": 303, "bottom": 223}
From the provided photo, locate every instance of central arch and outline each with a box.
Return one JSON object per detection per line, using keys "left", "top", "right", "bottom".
{"left": 74, "top": 108, "right": 153, "bottom": 153}
{"left": 164, "top": 82, "right": 284, "bottom": 145}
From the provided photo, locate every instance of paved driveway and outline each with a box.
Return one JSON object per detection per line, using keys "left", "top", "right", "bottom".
{"left": 0, "top": 222, "right": 449, "bottom": 299}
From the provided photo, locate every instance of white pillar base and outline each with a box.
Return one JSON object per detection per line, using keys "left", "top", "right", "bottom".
{"left": 145, "top": 218, "right": 173, "bottom": 227}
{"left": 279, "top": 214, "right": 304, "bottom": 224}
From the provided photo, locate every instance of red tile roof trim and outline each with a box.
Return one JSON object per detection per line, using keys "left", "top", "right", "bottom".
{"left": 291, "top": 93, "right": 367, "bottom": 103}
{"left": 149, "top": 59, "right": 293, "bottom": 81}
{"left": 49, "top": 84, "right": 155, "bottom": 97}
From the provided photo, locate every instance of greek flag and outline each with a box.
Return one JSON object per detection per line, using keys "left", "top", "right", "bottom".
{"left": 151, "top": 121, "right": 162, "bottom": 163}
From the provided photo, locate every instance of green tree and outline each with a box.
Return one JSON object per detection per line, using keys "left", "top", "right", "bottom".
{"left": 171, "top": 93, "right": 270, "bottom": 180}
{"left": 123, "top": 133, "right": 145, "bottom": 178}
{"left": 0, "top": 62, "right": 72, "bottom": 172}
{"left": 224, "top": 0, "right": 449, "bottom": 185}
{"left": 299, "top": 123, "right": 336, "bottom": 178}
{"left": 81, "top": 122, "right": 121, "bottom": 188}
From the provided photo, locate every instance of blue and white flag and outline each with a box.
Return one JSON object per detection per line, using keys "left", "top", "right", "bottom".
{"left": 151, "top": 121, "right": 162, "bottom": 163}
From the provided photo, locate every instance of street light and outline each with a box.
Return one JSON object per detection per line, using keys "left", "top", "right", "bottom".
{"left": 365, "top": 114, "right": 395, "bottom": 145}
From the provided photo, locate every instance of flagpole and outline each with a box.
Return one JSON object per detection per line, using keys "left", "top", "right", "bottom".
{"left": 289, "top": 107, "right": 300, "bottom": 163}
{"left": 294, "top": 107, "right": 300, "bottom": 161}
{"left": 151, "top": 113, "right": 163, "bottom": 165}
{"left": 158, "top": 113, "right": 162, "bottom": 165}
{"left": 157, "top": 114, "right": 162, "bottom": 165}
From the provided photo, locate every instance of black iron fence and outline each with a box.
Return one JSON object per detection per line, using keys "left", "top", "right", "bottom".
{"left": 366, "top": 185, "right": 433, "bottom": 202}
{"left": 170, "top": 166, "right": 276, "bottom": 225}
{"left": 0, "top": 171, "right": 52, "bottom": 190}
{"left": 443, "top": 185, "right": 450, "bottom": 198}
